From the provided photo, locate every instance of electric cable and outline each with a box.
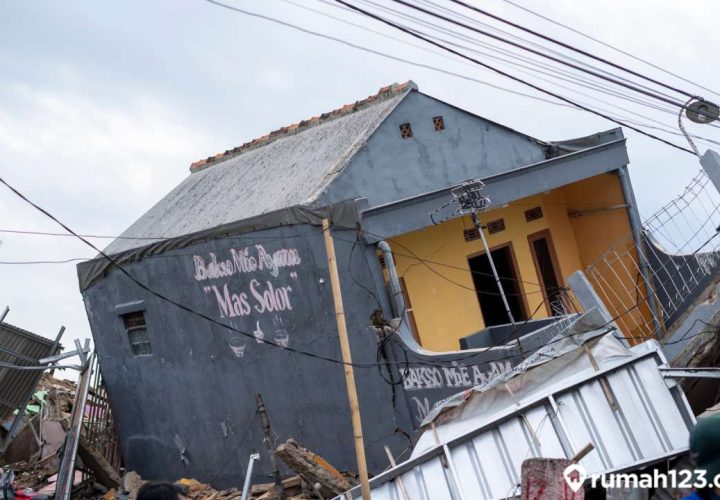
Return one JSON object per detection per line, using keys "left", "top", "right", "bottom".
{"left": 448, "top": 0, "right": 701, "bottom": 99}
{"left": 498, "top": 0, "right": 720, "bottom": 99}
{"left": 388, "top": 0, "right": 702, "bottom": 113}
{"left": 362, "top": 0, "right": 685, "bottom": 106}
{"left": 339, "top": 0, "right": 720, "bottom": 137}
{"left": 0, "top": 174, "right": 380, "bottom": 369}
{"left": 201, "top": 0, "right": 572, "bottom": 110}
{"left": 332, "top": 0, "right": 696, "bottom": 155}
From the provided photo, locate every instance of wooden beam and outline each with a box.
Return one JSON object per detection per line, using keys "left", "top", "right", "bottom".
{"left": 322, "top": 219, "right": 371, "bottom": 500}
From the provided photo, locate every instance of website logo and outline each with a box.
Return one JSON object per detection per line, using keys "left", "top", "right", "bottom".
{"left": 563, "top": 463, "right": 587, "bottom": 492}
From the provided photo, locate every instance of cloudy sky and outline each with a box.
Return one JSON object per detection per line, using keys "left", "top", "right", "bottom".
{"left": 1, "top": 0, "right": 719, "bottom": 369}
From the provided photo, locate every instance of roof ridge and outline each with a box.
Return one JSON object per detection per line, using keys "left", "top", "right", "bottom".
{"left": 189, "top": 81, "right": 417, "bottom": 173}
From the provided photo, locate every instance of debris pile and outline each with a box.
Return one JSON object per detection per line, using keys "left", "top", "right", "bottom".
{"left": 1, "top": 374, "right": 120, "bottom": 499}
{"left": 3, "top": 378, "right": 358, "bottom": 499}
{"left": 103, "top": 471, "right": 312, "bottom": 500}
{"left": 100, "top": 440, "right": 357, "bottom": 500}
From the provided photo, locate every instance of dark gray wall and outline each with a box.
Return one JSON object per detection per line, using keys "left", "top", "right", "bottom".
{"left": 82, "top": 224, "right": 413, "bottom": 488}
{"left": 318, "top": 91, "right": 548, "bottom": 210}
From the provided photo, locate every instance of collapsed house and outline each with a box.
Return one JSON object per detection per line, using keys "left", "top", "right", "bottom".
{"left": 76, "top": 81, "right": 720, "bottom": 489}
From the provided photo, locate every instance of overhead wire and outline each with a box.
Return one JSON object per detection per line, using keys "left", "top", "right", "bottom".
{"left": 200, "top": 0, "right": 573, "bottom": 110}
{"left": 202, "top": 0, "right": 717, "bottom": 151}
{"left": 369, "top": 0, "right": 684, "bottom": 105}
{"left": 333, "top": 0, "right": 720, "bottom": 136}
{"left": 3, "top": 1, "right": 716, "bottom": 375}
{"left": 0, "top": 174, "right": 377, "bottom": 369}
{"left": 386, "top": 0, "right": 700, "bottom": 113}
{"left": 497, "top": 0, "right": 720, "bottom": 99}
{"left": 4, "top": 170, "right": 718, "bottom": 375}
{"left": 383, "top": 14, "right": 720, "bottom": 145}
{"left": 332, "top": 0, "right": 696, "bottom": 155}
{"left": 413, "top": 0, "right": 720, "bottom": 132}
{"left": 447, "top": 0, "right": 701, "bottom": 99}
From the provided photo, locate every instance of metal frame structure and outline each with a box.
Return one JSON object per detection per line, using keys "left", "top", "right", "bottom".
{"left": 336, "top": 340, "right": 696, "bottom": 500}
{"left": 0, "top": 307, "right": 65, "bottom": 454}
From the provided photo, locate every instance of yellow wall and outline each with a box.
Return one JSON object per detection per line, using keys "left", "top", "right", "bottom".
{"left": 390, "top": 172, "right": 637, "bottom": 351}
{"left": 562, "top": 173, "right": 653, "bottom": 340}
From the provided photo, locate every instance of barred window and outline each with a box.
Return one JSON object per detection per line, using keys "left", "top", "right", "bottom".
{"left": 122, "top": 311, "right": 152, "bottom": 356}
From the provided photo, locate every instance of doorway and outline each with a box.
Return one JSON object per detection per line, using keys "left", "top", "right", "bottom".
{"left": 468, "top": 244, "right": 528, "bottom": 327}
{"left": 528, "top": 230, "right": 563, "bottom": 315}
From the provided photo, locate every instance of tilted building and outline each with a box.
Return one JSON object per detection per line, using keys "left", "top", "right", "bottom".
{"left": 78, "top": 81, "right": 715, "bottom": 487}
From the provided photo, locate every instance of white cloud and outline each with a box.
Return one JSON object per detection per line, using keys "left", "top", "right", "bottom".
{"left": 0, "top": 75, "right": 218, "bottom": 365}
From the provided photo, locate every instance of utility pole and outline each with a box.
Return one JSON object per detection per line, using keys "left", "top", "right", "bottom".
{"left": 322, "top": 219, "right": 371, "bottom": 500}
{"left": 255, "top": 393, "right": 285, "bottom": 500}
{"left": 449, "top": 180, "right": 516, "bottom": 326}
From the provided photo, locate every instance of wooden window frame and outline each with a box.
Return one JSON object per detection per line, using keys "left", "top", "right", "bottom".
{"left": 527, "top": 229, "right": 565, "bottom": 316}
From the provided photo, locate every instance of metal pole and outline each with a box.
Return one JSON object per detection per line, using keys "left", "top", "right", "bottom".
{"left": 471, "top": 212, "right": 515, "bottom": 325}
{"left": 56, "top": 351, "right": 94, "bottom": 500}
{"left": 241, "top": 453, "right": 260, "bottom": 500}
{"left": 255, "top": 394, "right": 285, "bottom": 500}
{"left": 322, "top": 219, "right": 372, "bottom": 500}
{"left": 377, "top": 241, "right": 406, "bottom": 319}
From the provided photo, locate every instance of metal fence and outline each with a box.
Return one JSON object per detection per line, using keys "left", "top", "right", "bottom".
{"left": 584, "top": 168, "right": 720, "bottom": 341}
{"left": 83, "top": 355, "right": 123, "bottom": 473}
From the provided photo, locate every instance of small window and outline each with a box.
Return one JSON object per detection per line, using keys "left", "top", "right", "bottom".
{"left": 524, "top": 206, "right": 543, "bottom": 222}
{"left": 463, "top": 228, "right": 480, "bottom": 242}
{"left": 486, "top": 218, "right": 506, "bottom": 234}
{"left": 433, "top": 116, "right": 445, "bottom": 131}
{"left": 122, "top": 311, "right": 152, "bottom": 356}
{"left": 399, "top": 123, "right": 413, "bottom": 139}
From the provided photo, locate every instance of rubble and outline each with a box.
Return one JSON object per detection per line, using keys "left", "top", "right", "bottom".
{"left": 4, "top": 375, "right": 358, "bottom": 499}
{"left": 275, "top": 439, "right": 356, "bottom": 498}
{"left": 1, "top": 373, "right": 121, "bottom": 500}
{"left": 107, "top": 471, "right": 314, "bottom": 500}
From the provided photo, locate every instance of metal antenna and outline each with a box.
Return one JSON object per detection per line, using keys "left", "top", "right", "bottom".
{"left": 446, "top": 179, "right": 516, "bottom": 325}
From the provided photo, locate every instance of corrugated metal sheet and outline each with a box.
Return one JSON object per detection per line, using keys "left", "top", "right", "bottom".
{"left": 0, "top": 322, "right": 61, "bottom": 422}
{"left": 338, "top": 339, "right": 694, "bottom": 499}
{"left": 104, "top": 91, "right": 408, "bottom": 255}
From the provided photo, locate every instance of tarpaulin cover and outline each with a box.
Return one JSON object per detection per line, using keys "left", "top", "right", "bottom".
{"left": 76, "top": 199, "right": 362, "bottom": 291}
{"left": 413, "top": 308, "right": 629, "bottom": 452}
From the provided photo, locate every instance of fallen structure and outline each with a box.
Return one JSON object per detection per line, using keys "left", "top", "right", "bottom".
{"left": 77, "top": 81, "right": 653, "bottom": 485}
{"left": 338, "top": 310, "right": 695, "bottom": 499}
{"left": 73, "top": 81, "right": 720, "bottom": 494}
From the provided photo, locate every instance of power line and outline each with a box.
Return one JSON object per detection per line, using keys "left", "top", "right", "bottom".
{"left": 387, "top": 0, "right": 701, "bottom": 114}
{"left": 354, "top": 0, "right": 682, "bottom": 110}
{"left": 333, "top": 0, "right": 696, "bottom": 155}
{"left": 201, "top": 0, "right": 572, "bottom": 110}
{"left": 341, "top": 0, "right": 720, "bottom": 134}
{"left": 204, "top": 0, "right": 716, "bottom": 150}
{"left": 448, "top": 0, "right": 700, "bottom": 100}
{"left": 394, "top": 14, "right": 720, "bottom": 139}
{"left": 0, "top": 227, "right": 323, "bottom": 241}
{"left": 405, "top": 0, "right": 687, "bottom": 104}
{"left": 498, "top": 0, "right": 720, "bottom": 100}
{"left": 0, "top": 174, "right": 375, "bottom": 369}
{"left": 4, "top": 173, "right": 713, "bottom": 374}
{"left": 0, "top": 174, "right": 554, "bottom": 370}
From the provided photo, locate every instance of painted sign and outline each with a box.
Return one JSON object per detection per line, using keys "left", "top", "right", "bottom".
{"left": 191, "top": 244, "right": 303, "bottom": 355}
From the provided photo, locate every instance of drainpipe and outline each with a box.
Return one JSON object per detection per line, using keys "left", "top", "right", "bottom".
{"left": 617, "top": 166, "right": 663, "bottom": 336}
{"left": 378, "top": 241, "right": 406, "bottom": 318}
